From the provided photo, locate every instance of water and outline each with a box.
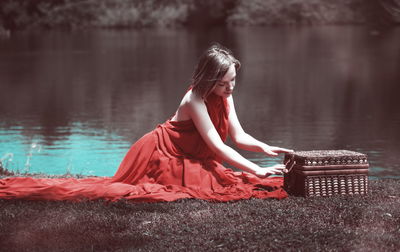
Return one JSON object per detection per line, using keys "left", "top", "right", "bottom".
{"left": 0, "top": 26, "right": 399, "bottom": 178}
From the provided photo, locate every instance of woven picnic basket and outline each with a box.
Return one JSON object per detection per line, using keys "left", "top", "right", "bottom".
{"left": 283, "top": 150, "right": 369, "bottom": 197}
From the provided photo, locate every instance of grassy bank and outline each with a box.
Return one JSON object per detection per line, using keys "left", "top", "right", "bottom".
{"left": 0, "top": 179, "right": 399, "bottom": 251}
{"left": 0, "top": 0, "right": 398, "bottom": 31}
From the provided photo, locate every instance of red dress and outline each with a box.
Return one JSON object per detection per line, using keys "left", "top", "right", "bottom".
{"left": 0, "top": 93, "right": 287, "bottom": 202}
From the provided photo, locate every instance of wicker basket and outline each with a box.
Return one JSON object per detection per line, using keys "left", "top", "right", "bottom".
{"left": 283, "top": 150, "right": 369, "bottom": 197}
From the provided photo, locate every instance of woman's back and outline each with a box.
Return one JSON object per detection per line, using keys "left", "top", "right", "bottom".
{"left": 170, "top": 89, "right": 194, "bottom": 122}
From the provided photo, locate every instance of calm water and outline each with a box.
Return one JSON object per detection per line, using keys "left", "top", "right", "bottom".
{"left": 0, "top": 26, "right": 399, "bottom": 178}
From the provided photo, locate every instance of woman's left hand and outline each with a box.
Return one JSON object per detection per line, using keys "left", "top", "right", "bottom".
{"left": 262, "top": 145, "right": 294, "bottom": 157}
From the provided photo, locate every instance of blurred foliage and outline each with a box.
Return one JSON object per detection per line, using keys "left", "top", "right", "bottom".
{"left": 0, "top": 0, "right": 236, "bottom": 30}
{"left": 0, "top": 0, "right": 398, "bottom": 30}
{"left": 229, "top": 0, "right": 399, "bottom": 26}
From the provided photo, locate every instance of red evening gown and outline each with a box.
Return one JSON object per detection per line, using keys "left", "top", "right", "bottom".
{"left": 0, "top": 93, "right": 287, "bottom": 202}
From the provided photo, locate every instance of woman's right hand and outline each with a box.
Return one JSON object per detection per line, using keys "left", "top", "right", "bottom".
{"left": 254, "top": 164, "right": 287, "bottom": 178}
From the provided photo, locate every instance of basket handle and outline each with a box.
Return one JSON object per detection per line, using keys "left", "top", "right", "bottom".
{"left": 284, "top": 156, "right": 296, "bottom": 173}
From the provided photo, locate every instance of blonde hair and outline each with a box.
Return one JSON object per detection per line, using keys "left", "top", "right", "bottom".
{"left": 191, "top": 43, "right": 241, "bottom": 99}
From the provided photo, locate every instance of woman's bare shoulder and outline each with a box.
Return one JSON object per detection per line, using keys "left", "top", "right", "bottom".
{"left": 173, "top": 90, "right": 204, "bottom": 121}
{"left": 182, "top": 89, "right": 203, "bottom": 107}
{"left": 183, "top": 90, "right": 208, "bottom": 115}
{"left": 227, "top": 95, "right": 234, "bottom": 105}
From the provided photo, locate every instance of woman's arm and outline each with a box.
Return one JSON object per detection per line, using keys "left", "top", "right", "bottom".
{"left": 187, "top": 94, "right": 284, "bottom": 177}
{"left": 227, "top": 96, "right": 293, "bottom": 156}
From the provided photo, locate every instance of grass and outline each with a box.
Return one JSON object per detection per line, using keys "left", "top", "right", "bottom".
{"left": 0, "top": 177, "right": 399, "bottom": 251}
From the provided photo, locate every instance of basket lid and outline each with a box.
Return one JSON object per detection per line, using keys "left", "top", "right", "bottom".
{"left": 284, "top": 150, "right": 368, "bottom": 166}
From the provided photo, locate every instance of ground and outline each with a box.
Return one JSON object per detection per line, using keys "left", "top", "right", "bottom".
{"left": 0, "top": 179, "right": 399, "bottom": 251}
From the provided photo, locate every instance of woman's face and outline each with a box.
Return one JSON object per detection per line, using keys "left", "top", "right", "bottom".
{"left": 212, "top": 64, "right": 236, "bottom": 98}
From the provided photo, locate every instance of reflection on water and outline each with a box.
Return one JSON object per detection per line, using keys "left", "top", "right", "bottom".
{"left": 0, "top": 124, "right": 130, "bottom": 176}
{"left": 0, "top": 27, "right": 399, "bottom": 178}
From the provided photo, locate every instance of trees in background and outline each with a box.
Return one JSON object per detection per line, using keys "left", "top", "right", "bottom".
{"left": 0, "top": 0, "right": 399, "bottom": 31}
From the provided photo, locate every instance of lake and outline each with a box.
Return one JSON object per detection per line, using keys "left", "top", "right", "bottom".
{"left": 0, "top": 26, "right": 399, "bottom": 178}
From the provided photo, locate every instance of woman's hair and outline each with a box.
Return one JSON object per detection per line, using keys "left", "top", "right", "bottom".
{"left": 191, "top": 43, "right": 241, "bottom": 99}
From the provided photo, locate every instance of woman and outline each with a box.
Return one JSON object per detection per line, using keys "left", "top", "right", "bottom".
{"left": 0, "top": 44, "right": 292, "bottom": 202}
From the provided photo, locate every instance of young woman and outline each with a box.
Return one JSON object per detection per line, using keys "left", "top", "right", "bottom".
{"left": 0, "top": 44, "right": 292, "bottom": 202}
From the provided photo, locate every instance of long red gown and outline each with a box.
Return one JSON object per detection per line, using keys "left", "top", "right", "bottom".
{"left": 0, "top": 93, "right": 287, "bottom": 202}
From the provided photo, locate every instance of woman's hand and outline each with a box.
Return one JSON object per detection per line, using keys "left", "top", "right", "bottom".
{"left": 254, "top": 164, "right": 287, "bottom": 177}
{"left": 262, "top": 145, "right": 294, "bottom": 157}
